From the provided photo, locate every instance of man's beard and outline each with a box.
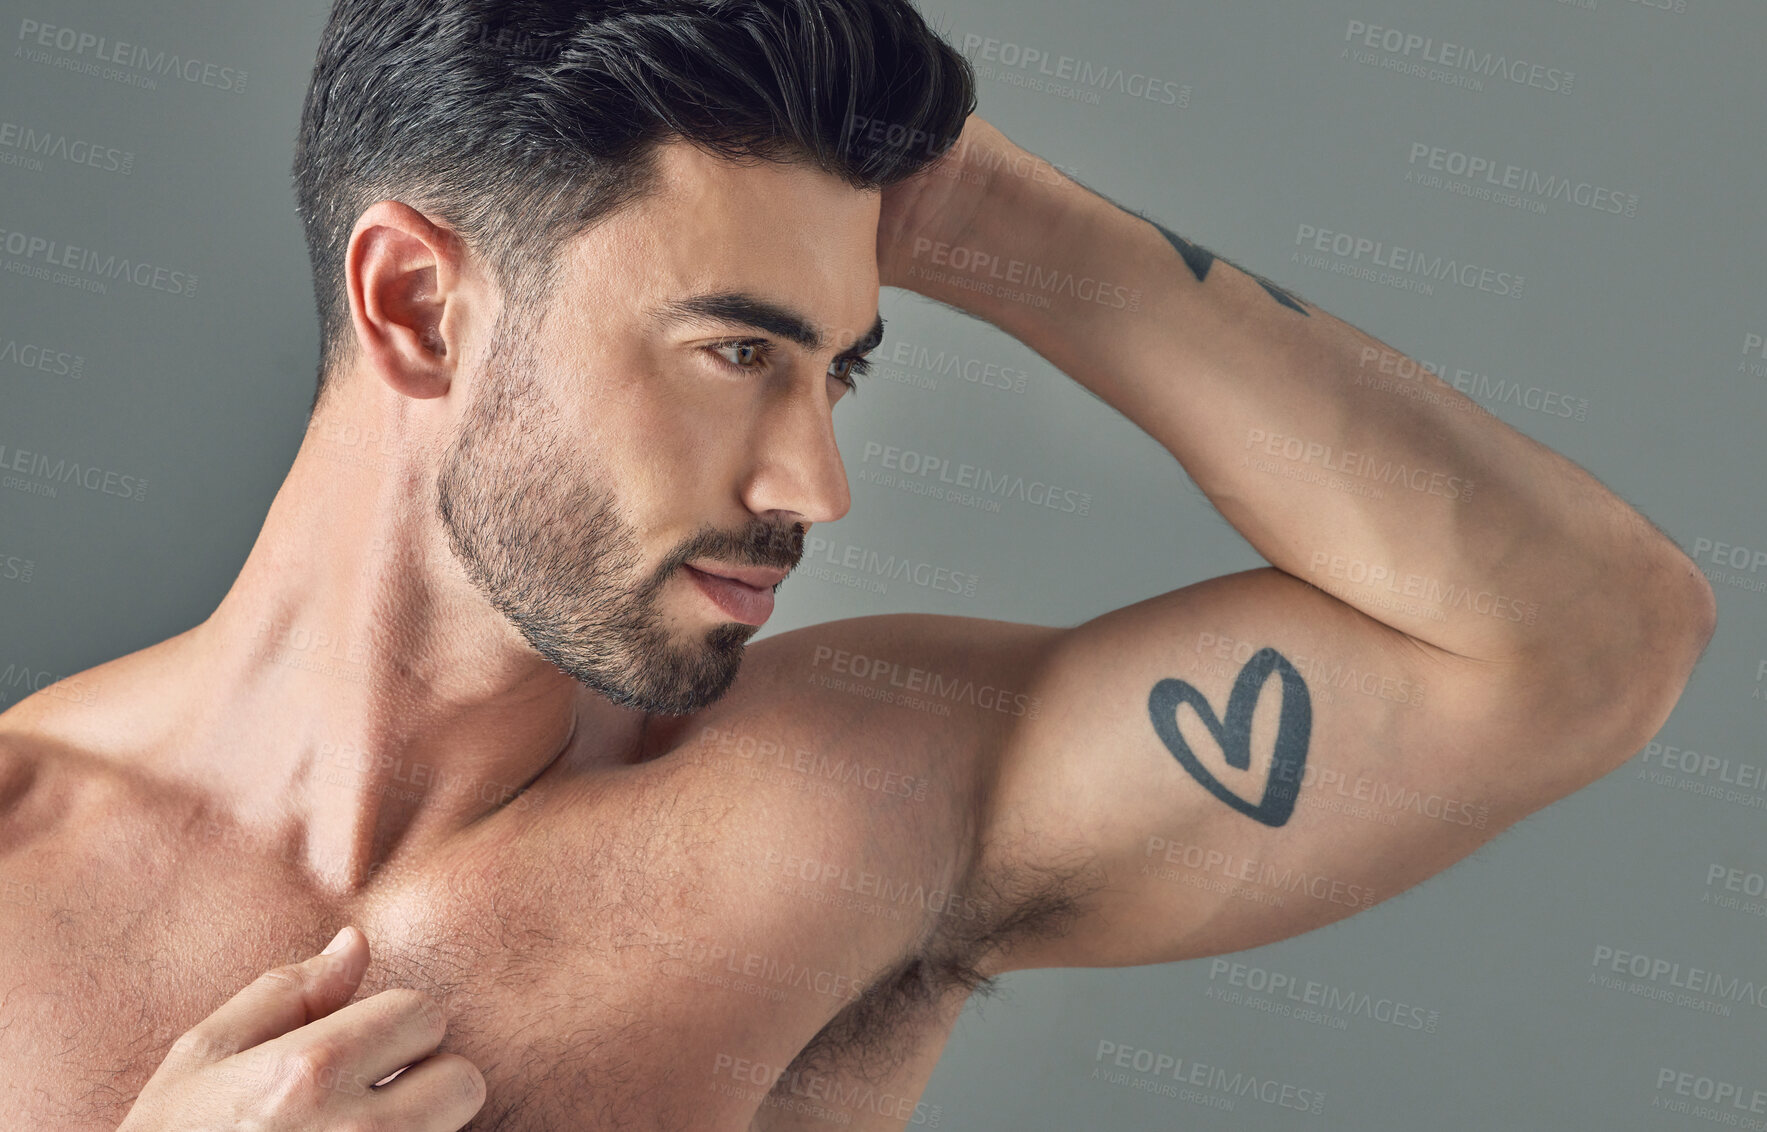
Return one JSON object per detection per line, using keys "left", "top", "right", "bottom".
{"left": 434, "top": 317, "right": 802, "bottom": 717}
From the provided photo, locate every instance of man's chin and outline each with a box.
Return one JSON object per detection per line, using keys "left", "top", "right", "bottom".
{"left": 550, "top": 627, "right": 751, "bottom": 717}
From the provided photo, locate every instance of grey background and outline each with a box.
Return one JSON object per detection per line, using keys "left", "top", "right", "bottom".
{"left": 3, "top": 0, "right": 1764, "bottom": 1128}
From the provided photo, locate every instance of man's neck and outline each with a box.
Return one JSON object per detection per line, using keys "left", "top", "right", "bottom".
{"left": 159, "top": 389, "right": 648, "bottom": 894}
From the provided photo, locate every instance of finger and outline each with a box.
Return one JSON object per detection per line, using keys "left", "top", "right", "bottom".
{"left": 166, "top": 925, "right": 369, "bottom": 1068}
{"left": 368, "top": 1052, "right": 487, "bottom": 1131}
{"left": 272, "top": 985, "right": 451, "bottom": 1088}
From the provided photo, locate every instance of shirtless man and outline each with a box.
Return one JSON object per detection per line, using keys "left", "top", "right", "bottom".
{"left": 0, "top": 1, "right": 1715, "bottom": 1129}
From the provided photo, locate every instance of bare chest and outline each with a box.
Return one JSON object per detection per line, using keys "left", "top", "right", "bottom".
{"left": 0, "top": 738, "right": 979, "bottom": 1130}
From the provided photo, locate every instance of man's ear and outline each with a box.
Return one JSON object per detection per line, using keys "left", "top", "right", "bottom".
{"left": 344, "top": 200, "right": 473, "bottom": 400}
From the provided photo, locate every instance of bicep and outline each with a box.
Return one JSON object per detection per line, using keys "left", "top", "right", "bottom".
{"left": 973, "top": 566, "right": 1632, "bottom": 973}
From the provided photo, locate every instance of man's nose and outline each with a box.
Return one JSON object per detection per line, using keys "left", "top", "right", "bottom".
{"left": 742, "top": 383, "right": 851, "bottom": 527}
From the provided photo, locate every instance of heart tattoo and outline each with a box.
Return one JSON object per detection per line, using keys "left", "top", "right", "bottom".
{"left": 1147, "top": 646, "right": 1312, "bottom": 827}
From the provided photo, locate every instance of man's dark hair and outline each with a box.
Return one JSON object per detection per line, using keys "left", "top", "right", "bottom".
{"left": 291, "top": 0, "right": 977, "bottom": 415}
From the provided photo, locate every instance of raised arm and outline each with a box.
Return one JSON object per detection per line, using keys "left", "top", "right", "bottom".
{"left": 873, "top": 117, "right": 1716, "bottom": 972}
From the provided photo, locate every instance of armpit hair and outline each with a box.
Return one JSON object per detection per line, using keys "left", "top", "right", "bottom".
{"left": 782, "top": 837, "right": 1110, "bottom": 1087}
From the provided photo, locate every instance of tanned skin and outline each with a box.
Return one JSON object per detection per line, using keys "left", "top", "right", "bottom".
{"left": 0, "top": 115, "right": 1713, "bottom": 1130}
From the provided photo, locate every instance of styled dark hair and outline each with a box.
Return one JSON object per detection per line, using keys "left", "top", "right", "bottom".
{"left": 291, "top": 0, "right": 977, "bottom": 414}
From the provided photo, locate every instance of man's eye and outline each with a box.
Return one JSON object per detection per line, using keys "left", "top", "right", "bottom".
{"left": 709, "top": 339, "right": 772, "bottom": 370}
{"left": 828, "top": 355, "right": 870, "bottom": 394}
{"left": 706, "top": 338, "right": 866, "bottom": 396}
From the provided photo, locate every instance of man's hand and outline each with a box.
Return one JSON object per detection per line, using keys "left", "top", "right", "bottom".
{"left": 117, "top": 925, "right": 485, "bottom": 1132}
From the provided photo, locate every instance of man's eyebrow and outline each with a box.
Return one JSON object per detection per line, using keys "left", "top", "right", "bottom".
{"left": 651, "top": 290, "right": 885, "bottom": 359}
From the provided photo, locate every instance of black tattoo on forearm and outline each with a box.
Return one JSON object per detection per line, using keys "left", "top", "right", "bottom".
{"left": 1147, "top": 647, "right": 1312, "bottom": 827}
{"left": 1064, "top": 172, "right": 1312, "bottom": 316}
{"left": 1145, "top": 218, "right": 1311, "bottom": 316}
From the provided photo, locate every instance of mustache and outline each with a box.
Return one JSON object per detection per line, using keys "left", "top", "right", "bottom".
{"left": 679, "top": 520, "right": 805, "bottom": 574}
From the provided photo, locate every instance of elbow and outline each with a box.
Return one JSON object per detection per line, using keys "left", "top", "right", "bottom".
{"left": 1473, "top": 542, "right": 1716, "bottom": 792}
{"left": 1679, "top": 557, "right": 1720, "bottom": 653}
{"left": 1643, "top": 542, "right": 1718, "bottom": 682}
{"left": 1521, "top": 548, "right": 1716, "bottom": 770}
{"left": 1601, "top": 549, "right": 1717, "bottom": 758}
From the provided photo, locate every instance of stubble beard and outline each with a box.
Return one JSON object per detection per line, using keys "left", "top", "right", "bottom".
{"left": 433, "top": 317, "right": 760, "bottom": 717}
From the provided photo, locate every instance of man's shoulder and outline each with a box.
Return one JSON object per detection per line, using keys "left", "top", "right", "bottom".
{"left": 723, "top": 610, "right": 1069, "bottom": 880}
{"left": 0, "top": 726, "right": 65, "bottom": 844}
{"left": 0, "top": 728, "right": 34, "bottom": 814}
{"left": 742, "top": 609, "right": 1064, "bottom": 740}
{"left": 0, "top": 713, "right": 150, "bottom": 838}
{"left": 656, "top": 608, "right": 1068, "bottom": 825}
{"left": 0, "top": 649, "right": 126, "bottom": 795}
{"left": 737, "top": 611, "right": 1085, "bottom": 988}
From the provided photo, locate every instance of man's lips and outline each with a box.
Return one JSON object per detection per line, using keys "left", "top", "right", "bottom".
{"left": 683, "top": 564, "right": 778, "bottom": 626}
{"left": 685, "top": 562, "right": 788, "bottom": 589}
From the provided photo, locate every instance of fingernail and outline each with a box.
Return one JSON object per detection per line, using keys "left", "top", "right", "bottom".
{"left": 320, "top": 925, "right": 353, "bottom": 956}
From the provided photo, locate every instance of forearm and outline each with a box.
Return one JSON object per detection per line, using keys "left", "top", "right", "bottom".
{"left": 893, "top": 143, "right": 1713, "bottom": 673}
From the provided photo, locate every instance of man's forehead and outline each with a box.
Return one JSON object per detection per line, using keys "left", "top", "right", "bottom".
{"left": 554, "top": 139, "right": 883, "bottom": 350}
{"left": 647, "top": 135, "right": 869, "bottom": 203}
